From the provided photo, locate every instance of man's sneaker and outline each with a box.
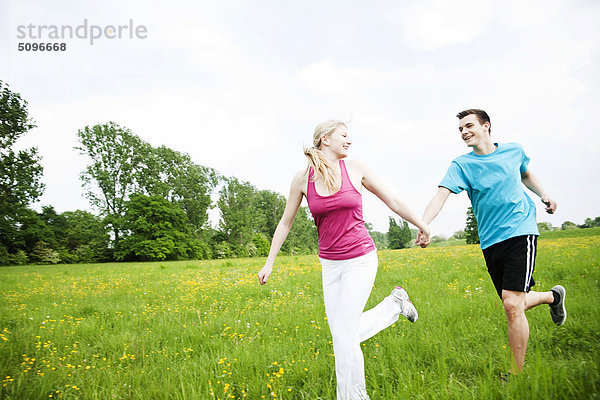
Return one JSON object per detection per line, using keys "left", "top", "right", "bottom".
{"left": 550, "top": 285, "right": 567, "bottom": 326}
{"left": 391, "top": 286, "right": 418, "bottom": 322}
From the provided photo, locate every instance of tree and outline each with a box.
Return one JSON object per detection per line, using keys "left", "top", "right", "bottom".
{"left": 38, "top": 206, "right": 67, "bottom": 243}
{"left": 369, "top": 231, "right": 388, "bottom": 249}
{"left": 452, "top": 229, "right": 466, "bottom": 240}
{"left": 0, "top": 247, "right": 28, "bottom": 266}
{"left": 366, "top": 223, "right": 388, "bottom": 250}
{"left": 252, "top": 233, "right": 270, "bottom": 257}
{"left": 387, "top": 217, "right": 402, "bottom": 249}
{"left": 218, "top": 177, "right": 260, "bottom": 253}
{"left": 0, "top": 81, "right": 44, "bottom": 211}
{"left": 140, "top": 145, "right": 218, "bottom": 232}
{"left": 400, "top": 220, "right": 412, "bottom": 247}
{"left": 387, "top": 217, "right": 412, "bottom": 249}
{"left": 77, "top": 125, "right": 219, "bottom": 254}
{"left": 431, "top": 235, "right": 447, "bottom": 244}
{"left": 580, "top": 217, "right": 600, "bottom": 229}
{"left": 29, "top": 241, "right": 60, "bottom": 264}
{"left": 115, "top": 194, "right": 203, "bottom": 261}
{"left": 465, "top": 207, "right": 480, "bottom": 244}
{"left": 2, "top": 206, "right": 53, "bottom": 255}
{"left": 561, "top": 221, "right": 578, "bottom": 230}
{"left": 254, "top": 189, "right": 286, "bottom": 239}
{"left": 216, "top": 178, "right": 318, "bottom": 257}
{"left": 537, "top": 222, "right": 554, "bottom": 232}
{"left": 61, "top": 210, "right": 111, "bottom": 262}
{"left": 282, "top": 206, "right": 318, "bottom": 254}
{"left": 76, "top": 122, "right": 148, "bottom": 247}
{"left": 0, "top": 80, "right": 45, "bottom": 259}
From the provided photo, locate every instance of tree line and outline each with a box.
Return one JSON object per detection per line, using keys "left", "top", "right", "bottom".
{"left": 1, "top": 80, "right": 417, "bottom": 265}
{"left": 0, "top": 80, "right": 600, "bottom": 265}
{"left": 452, "top": 207, "right": 599, "bottom": 245}
{"left": 14, "top": 80, "right": 594, "bottom": 265}
{"left": 0, "top": 81, "right": 321, "bottom": 264}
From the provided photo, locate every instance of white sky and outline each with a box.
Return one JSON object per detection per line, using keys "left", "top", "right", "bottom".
{"left": 1, "top": 0, "right": 599, "bottom": 236}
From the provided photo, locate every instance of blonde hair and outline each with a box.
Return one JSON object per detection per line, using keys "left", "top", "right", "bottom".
{"left": 304, "top": 120, "right": 346, "bottom": 193}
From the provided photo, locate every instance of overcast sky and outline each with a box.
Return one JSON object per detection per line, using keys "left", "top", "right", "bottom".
{"left": 1, "top": 0, "right": 599, "bottom": 236}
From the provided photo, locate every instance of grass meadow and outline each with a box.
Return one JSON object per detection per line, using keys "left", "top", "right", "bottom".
{"left": 1, "top": 230, "right": 599, "bottom": 399}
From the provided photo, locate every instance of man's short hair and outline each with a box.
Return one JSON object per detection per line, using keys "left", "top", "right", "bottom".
{"left": 456, "top": 109, "right": 491, "bottom": 134}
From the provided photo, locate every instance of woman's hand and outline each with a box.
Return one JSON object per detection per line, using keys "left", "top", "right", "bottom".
{"left": 416, "top": 225, "right": 431, "bottom": 248}
{"left": 257, "top": 264, "right": 273, "bottom": 285}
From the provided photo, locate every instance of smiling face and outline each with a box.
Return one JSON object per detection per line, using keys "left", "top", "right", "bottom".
{"left": 458, "top": 114, "right": 491, "bottom": 148}
{"left": 321, "top": 125, "right": 351, "bottom": 158}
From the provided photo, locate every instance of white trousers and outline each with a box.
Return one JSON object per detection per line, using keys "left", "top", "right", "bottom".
{"left": 320, "top": 250, "right": 402, "bottom": 400}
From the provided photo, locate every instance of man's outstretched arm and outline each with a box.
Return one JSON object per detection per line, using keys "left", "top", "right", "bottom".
{"left": 521, "top": 170, "right": 557, "bottom": 214}
{"left": 416, "top": 187, "right": 452, "bottom": 247}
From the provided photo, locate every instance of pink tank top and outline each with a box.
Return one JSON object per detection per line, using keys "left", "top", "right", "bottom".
{"left": 306, "top": 159, "right": 376, "bottom": 260}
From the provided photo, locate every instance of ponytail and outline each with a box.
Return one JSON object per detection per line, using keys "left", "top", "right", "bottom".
{"left": 304, "top": 120, "right": 346, "bottom": 193}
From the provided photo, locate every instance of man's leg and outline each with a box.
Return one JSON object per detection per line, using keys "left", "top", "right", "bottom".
{"left": 502, "top": 289, "right": 528, "bottom": 374}
{"left": 524, "top": 290, "right": 554, "bottom": 310}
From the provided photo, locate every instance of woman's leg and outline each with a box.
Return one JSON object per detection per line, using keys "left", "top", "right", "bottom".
{"left": 322, "top": 251, "right": 378, "bottom": 399}
{"left": 322, "top": 251, "right": 412, "bottom": 399}
{"left": 322, "top": 259, "right": 343, "bottom": 336}
{"left": 352, "top": 252, "right": 410, "bottom": 342}
{"left": 358, "top": 294, "right": 402, "bottom": 342}
{"left": 322, "top": 258, "right": 350, "bottom": 398}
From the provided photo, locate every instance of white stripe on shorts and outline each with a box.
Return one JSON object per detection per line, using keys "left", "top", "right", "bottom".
{"left": 524, "top": 235, "right": 536, "bottom": 292}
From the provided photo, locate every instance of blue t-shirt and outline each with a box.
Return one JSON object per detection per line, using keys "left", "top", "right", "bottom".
{"left": 439, "top": 143, "right": 539, "bottom": 249}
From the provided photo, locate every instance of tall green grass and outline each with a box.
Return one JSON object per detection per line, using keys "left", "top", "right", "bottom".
{"left": 1, "top": 232, "right": 598, "bottom": 399}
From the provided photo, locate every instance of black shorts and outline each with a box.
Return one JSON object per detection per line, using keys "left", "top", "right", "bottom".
{"left": 482, "top": 235, "right": 537, "bottom": 298}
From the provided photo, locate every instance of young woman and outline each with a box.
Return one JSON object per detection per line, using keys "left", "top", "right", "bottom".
{"left": 257, "top": 120, "right": 430, "bottom": 400}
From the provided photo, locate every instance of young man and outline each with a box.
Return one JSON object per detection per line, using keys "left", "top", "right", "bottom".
{"left": 416, "top": 109, "right": 566, "bottom": 375}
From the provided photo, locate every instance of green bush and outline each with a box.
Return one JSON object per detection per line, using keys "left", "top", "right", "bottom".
{"left": 9, "top": 250, "right": 29, "bottom": 265}
{"left": 214, "top": 241, "right": 232, "bottom": 259}
{"left": 252, "top": 233, "right": 270, "bottom": 257}
{"left": 57, "top": 248, "right": 79, "bottom": 264}
{"left": 0, "top": 245, "right": 10, "bottom": 266}
{"left": 187, "top": 239, "right": 212, "bottom": 260}
{"left": 29, "top": 241, "right": 60, "bottom": 264}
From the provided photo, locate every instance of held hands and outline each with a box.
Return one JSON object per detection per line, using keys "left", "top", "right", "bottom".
{"left": 541, "top": 195, "right": 557, "bottom": 214}
{"left": 257, "top": 264, "right": 273, "bottom": 285}
{"left": 415, "top": 225, "right": 431, "bottom": 248}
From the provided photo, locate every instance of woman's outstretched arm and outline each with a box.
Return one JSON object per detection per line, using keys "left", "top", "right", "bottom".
{"left": 258, "top": 171, "right": 306, "bottom": 285}
{"left": 354, "top": 160, "right": 431, "bottom": 243}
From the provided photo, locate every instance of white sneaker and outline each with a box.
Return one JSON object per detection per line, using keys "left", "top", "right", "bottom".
{"left": 391, "top": 286, "right": 418, "bottom": 322}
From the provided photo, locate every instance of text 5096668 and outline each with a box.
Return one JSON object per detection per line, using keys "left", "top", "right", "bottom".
{"left": 18, "top": 43, "right": 67, "bottom": 51}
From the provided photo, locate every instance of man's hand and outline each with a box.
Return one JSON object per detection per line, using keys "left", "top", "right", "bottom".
{"left": 416, "top": 228, "right": 431, "bottom": 248}
{"left": 541, "top": 196, "right": 557, "bottom": 214}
